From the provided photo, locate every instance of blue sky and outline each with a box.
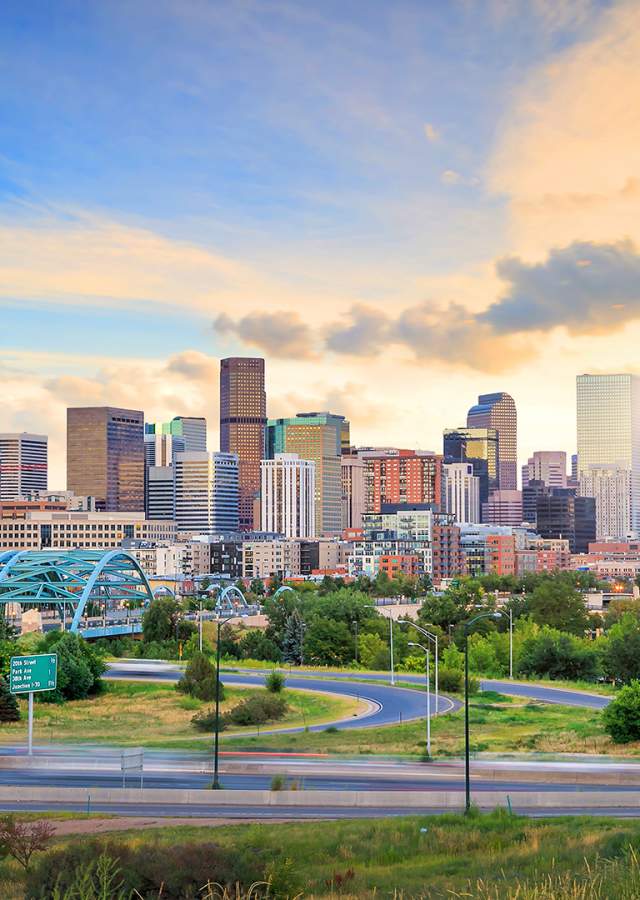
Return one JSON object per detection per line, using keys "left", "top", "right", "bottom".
{"left": 1, "top": 0, "right": 638, "bottom": 485}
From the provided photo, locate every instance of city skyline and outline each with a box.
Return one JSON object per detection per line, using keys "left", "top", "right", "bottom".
{"left": 3, "top": 1, "right": 640, "bottom": 485}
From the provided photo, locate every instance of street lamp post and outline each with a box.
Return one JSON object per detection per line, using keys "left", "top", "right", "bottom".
{"left": 399, "top": 619, "right": 438, "bottom": 710}
{"left": 509, "top": 607, "right": 513, "bottom": 679}
{"left": 464, "top": 611, "right": 502, "bottom": 813}
{"left": 199, "top": 600, "right": 203, "bottom": 653}
{"left": 352, "top": 620, "right": 359, "bottom": 666}
{"left": 212, "top": 613, "right": 234, "bottom": 789}
{"left": 408, "top": 641, "right": 431, "bottom": 757}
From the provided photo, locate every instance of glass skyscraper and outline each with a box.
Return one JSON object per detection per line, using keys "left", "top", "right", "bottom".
{"left": 466, "top": 393, "right": 517, "bottom": 491}
{"left": 577, "top": 373, "right": 640, "bottom": 535}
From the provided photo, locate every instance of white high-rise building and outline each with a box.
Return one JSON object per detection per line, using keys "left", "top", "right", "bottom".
{"left": 579, "top": 465, "right": 631, "bottom": 541}
{"left": 146, "top": 466, "right": 175, "bottom": 520}
{"left": 144, "top": 433, "right": 186, "bottom": 468}
{"left": 173, "top": 452, "right": 239, "bottom": 535}
{"left": 261, "top": 453, "right": 315, "bottom": 538}
{"left": 577, "top": 374, "right": 640, "bottom": 535}
{"left": 522, "top": 451, "right": 567, "bottom": 489}
{"left": 0, "top": 433, "right": 48, "bottom": 501}
{"left": 443, "top": 462, "right": 480, "bottom": 524}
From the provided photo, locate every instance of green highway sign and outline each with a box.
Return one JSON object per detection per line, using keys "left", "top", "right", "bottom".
{"left": 9, "top": 653, "right": 58, "bottom": 695}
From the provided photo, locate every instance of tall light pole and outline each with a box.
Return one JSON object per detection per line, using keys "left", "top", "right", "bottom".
{"left": 352, "top": 619, "right": 359, "bottom": 666}
{"left": 408, "top": 641, "right": 431, "bottom": 757}
{"left": 199, "top": 600, "right": 203, "bottom": 653}
{"left": 508, "top": 606, "right": 513, "bottom": 679}
{"left": 212, "top": 613, "right": 234, "bottom": 789}
{"left": 399, "top": 619, "right": 438, "bottom": 711}
{"left": 365, "top": 605, "right": 394, "bottom": 685}
{"left": 464, "top": 611, "right": 502, "bottom": 813}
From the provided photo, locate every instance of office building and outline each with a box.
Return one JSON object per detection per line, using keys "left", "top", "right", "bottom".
{"left": 467, "top": 392, "right": 517, "bottom": 490}
{"left": 481, "top": 490, "right": 523, "bottom": 528}
{"left": 67, "top": 408, "right": 144, "bottom": 512}
{"left": 260, "top": 453, "right": 316, "bottom": 538}
{"left": 579, "top": 465, "right": 631, "bottom": 541}
{"left": 0, "top": 510, "right": 175, "bottom": 551}
{"left": 522, "top": 479, "right": 547, "bottom": 527}
{"left": 536, "top": 487, "right": 596, "bottom": 554}
{"left": 443, "top": 427, "right": 498, "bottom": 507}
{"left": 443, "top": 462, "right": 480, "bottom": 524}
{"left": 577, "top": 373, "right": 640, "bottom": 535}
{"left": 267, "top": 413, "right": 344, "bottom": 535}
{"left": 146, "top": 466, "right": 175, "bottom": 520}
{"left": 242, "top": 540, "right": 301, "bottom": 580}
{"left": 220, "top": 358, "right": 267, "bottom": 531}
{"left": 0, "top": 433, "right": 48, "bottom": 501}
{"left": 173, "top": 451, "right": 239, "bottom": 535}
{"left": 341, "top": 455, "right": 365, "bottom": 529}
{"left": 145, "top": 417, "right": 206, "bottom": 452}
{"left": 522, "top": 451, "right": 567, "bottom": 489}
{"left": 144, "top": 432, "right": 186, "bottom": 468}
{"left": 362, "top": 450, "right": 442, "bottom": 514}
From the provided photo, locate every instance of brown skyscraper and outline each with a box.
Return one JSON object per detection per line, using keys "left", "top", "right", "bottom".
{"left": 67, "top": 407, "right": 144, "bottom": 511}
{"left": 467, "top": 392, "right": 517, "bottom": 490}
{"left": 220, "top": 358, "right": 266, "bottom": 530}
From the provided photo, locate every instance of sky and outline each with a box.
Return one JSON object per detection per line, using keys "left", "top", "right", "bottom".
{"left": 2, "top": 0, "right": 640, "bottom": 487}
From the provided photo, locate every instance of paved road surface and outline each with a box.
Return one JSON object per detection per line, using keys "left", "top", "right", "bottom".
{"left": 107, "top": 661, "right": 458, "bottom": 733}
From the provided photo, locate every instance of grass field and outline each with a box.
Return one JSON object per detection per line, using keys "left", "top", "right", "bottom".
{"left": 0, "top": 681, "right": 364, "bottom": 749}
{"left": 3, "top": 811, "right": 640, "bottom": 898}
{"left": 223, "top": 690, "right": 621, "bottom": 757}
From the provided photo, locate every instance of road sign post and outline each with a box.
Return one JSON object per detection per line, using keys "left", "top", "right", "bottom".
{"left": 121, "top": 747, "right": 144, "bottom": 789}
{"left": 9, "top": 654, "right": 58, "bottom": 756}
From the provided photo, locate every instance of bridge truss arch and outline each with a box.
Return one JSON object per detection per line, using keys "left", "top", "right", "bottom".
{"left": 216, "top": 584, "right": 250, "bottom": 615}
{"left": 0, "top": 549, "right": 155, "bottom": 634}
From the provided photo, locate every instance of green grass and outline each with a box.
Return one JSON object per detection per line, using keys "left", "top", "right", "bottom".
{"left": 222, "top": 691, "right": 616, "bottom": 757}
{"left": 5, "top": 811, "right": 640, "bottom": 898}
{"left": 0, "top": 680, "right": 363, "bottom": 750}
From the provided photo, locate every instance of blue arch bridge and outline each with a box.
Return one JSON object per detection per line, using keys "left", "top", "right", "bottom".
{"left": 0, "top": 550, "right": 250, "bottom": 639}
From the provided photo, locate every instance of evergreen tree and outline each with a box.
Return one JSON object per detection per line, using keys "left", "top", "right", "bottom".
{"left": 0, "top": 678, "right": 19, "bottom": 722}
{"left": 282, "top": 609, "right": 305, "bottom": 665}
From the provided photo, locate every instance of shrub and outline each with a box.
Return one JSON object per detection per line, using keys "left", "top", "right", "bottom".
{"left": 603, "top": 680, "right": 640, "bottom": 743}
{"left": 0, "top": 815, "right": 54, "bottom": 869}
{"left": 191, "top": 707, "right": 224, "bottom": 732}
{"left": 223, "top": 693, "right": 288, "bottom": 727}
{"left": 265, "top": 670, "right": 285, "bottom": 693}
{"left": 40, "top": 632, "right": 105, "bottom": 702}
{"left": 437, "top": 667, "right": 478, "bottom": 694}
{"left": 177, "top": 651, "right": 223, "bottom": 702}
{"left": 26, "top": 839, "right": 263, "bottom": 899}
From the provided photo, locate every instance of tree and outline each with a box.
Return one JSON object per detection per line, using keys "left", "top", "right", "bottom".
{"left": 357, "top": 633, "right": 388, "bottom": 670}
{"left": 523, "top": 579, "right": 590, "bottom": 635}
{"left": 0, "top": 815, "right": 55, "bottom": 869}
{"left": 303, "top": 619, "right": 352, "bottom": 666}
{"left": 604, "top": 613, "right": 640, "bottom": 683}
{"left": 142, "top": 597, "right": 182, "bottom": 643}
{"left": 238, "top": 630, "right": 281, "bottom": 662}
{"left": 0, "top": 678, "right": 19, "bottom": 722}
{"left": 467, "top": 633, "right": 503, "bottom": 676}
{"left": 603, "top": 681, "right": 640, "bottom": 743}
{"left": 42, "top": 632, "right": 105, "bottom": 702}
{"left": 266, "top": 671, "right": 285, "bottom": 693}
{"left": 605, "top": 598, "right": 640, "bottom": 629}
{"left": 282, "top": 610, "right": 305, "bottom": 665}
{"left": 250, "top": 578, "right": 265, "bottom": 597}
{"left": 177, "top": 651, "right": 223, "bottom": 702}
{"left": 517, "top": 627, "right": 600, "bottom": 681}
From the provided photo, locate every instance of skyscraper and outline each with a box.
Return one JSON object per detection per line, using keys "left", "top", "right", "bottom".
{"left": 267, "top": 412, "right": 345, "bottom": 535}
{"left": 260, "top": 453, "right": 316, "bottom": 538}
{"left": 220, "top": 358, "right": 266, "bottom": 530}
{"left": 341, "top": 455, "right": 365, "bottom": 529}
{"left": 522, "top": 451, "right": 567, "bottom": 489}
{"left": 467, "top": 392, "right": 517, "bottom": 490}
{"left": 443, "top": 462, "right": 480, "bottom": 524}
{"left": 577, "top": 373, "right": 640, "bottom": 534}
{"left": 579, "top": 465, "right": 631, "bottom": 540}
{"left": 0, "top": 433, "right": 48, "bottom": 501}
{"left": 145, "top": 417, "right": 206, "bottom": 452}
{"left": 536, "top": 487, "right": 596, "bottom": 554}
{"left": 173, "top": 451, "right": 239, "bottom": 535}
{"left": 443, "top": 427, "right": 498, "bottom": 506}
{"left": 67, "top": 408, "right": 144, "bottom": 511}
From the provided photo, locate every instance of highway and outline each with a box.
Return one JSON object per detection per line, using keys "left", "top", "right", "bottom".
{"left": 107, "top": 660, "right": 458, "bottom": 732}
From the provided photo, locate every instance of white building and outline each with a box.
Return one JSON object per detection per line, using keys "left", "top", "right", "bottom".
{"left": 443, "top": 462, "right": 480, "bottom": 523}
{"left": 242, "top": 540, "right": 301, "bottom": 579}
{"left": 0, "top": 433, "right": 48, "bottom": 501}
{"left": 0, "top": 511, "right": 175, "bottom": 551}
{"left": 579, "top": 465, "right": 631, "bottom": 541}
{"left": 522, "top": 451, "right": 567, "bottom": 489}
{"left": 146, "top": 466, "right": 174, "bottom": 520}
{"left": 341, "top": 455, "right": 365, "bottom": 529}
{"left": 577, "top": 373, "right": 640, "bottom": 535}
{"left": 260, "top": 454, "right": 315, "bottom": 538}
{"left": 173, "top": 452, "right": 239, "bottom": 535}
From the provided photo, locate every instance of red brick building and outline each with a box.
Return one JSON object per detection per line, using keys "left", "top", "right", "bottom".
{"left": 363, "top": 450, "right": 442, "bottom": 514}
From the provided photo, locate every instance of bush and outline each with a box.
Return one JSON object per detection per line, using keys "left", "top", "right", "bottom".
{"left": 40, "top": 632, "right": 105, "bottom": 702}
{"left": 223, "top": 693, "right": 288, "bottom": 727}
{"left": 191, "top": 707, "right": 222, "bottom": 732}
{"left": 237, "top": 629, "right": 282, "bottom": 662}
{"left": 603, "top": 680, "right": 640, "bottom": 743}
{"left": 265, "top": 670, "right": 285, "bottom": 693}
{"left": 437, "top": 667, "right": 478, "bottom": 694}
{"left": 26, "top": 839, "right": 262, "bottom": 899}
{"left": 177, "top": 651, "right": 223, "bottom": 702}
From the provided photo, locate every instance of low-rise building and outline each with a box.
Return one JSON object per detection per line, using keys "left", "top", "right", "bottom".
{"left": 0, "top": 510, "right": 175, "bottom": 551}
{"left": 242, "top": 540, "right": 301, "bottom": 579}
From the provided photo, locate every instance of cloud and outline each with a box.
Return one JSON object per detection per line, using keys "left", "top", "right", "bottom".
{"left": 214, "top": 311, "right": 316, "bottom": 359}
{"left": 440, "top": 170, "right": 480, "bottom": 187}
{"left": 324, "top": 305, "right": 390, "bottom": 356}
{"left": 166, "top": 351, "right": 220, "bottom": 382}
{"left": 423, "top": 123, "right": 440, "bottom": 142}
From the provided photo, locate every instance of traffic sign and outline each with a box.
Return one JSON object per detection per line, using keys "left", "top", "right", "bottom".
{"left": 9, "top": 653, "right": 58, "bottom": 695}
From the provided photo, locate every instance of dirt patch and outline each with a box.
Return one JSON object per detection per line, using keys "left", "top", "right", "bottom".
{"left": 47, "top": 816, "right": 302, "bottom": 836}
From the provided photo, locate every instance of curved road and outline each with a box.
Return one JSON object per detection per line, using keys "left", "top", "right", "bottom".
{"left": 107, "top": 661, "right": 457, "bottom": 733}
